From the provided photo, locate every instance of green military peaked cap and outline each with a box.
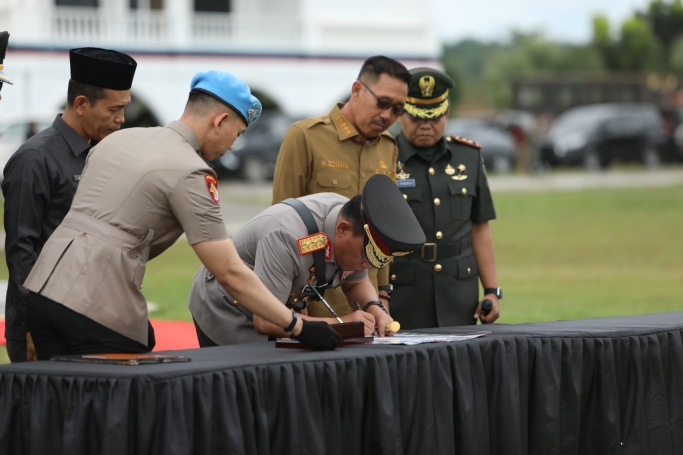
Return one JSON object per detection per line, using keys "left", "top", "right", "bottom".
{"left": 404, "top": 67, "right": 454, "bottom": 120}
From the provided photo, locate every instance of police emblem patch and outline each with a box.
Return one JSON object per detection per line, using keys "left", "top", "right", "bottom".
{"left": 204, "top": 175, "right": 220, "bottom": 204}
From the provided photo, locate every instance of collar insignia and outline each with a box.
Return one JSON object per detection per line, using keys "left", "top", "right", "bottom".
{"left": 297, "top": 233, "right": 329, "bottom": 256}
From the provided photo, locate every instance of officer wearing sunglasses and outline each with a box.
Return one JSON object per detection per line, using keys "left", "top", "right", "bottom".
{"left": 272, "top": 55, "right": 412, "bottom": 321}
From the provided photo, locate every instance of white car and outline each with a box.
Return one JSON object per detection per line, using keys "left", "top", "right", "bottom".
{"left": 0, "top": 118, "right": 53, "bottom": 182}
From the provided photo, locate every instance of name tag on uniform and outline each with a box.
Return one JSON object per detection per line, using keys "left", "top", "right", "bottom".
{"left": 397, "top": 179, "right": 415, "bottom": 188}
{"left": 73, "top": 175, "right": 82, "bottom": 182}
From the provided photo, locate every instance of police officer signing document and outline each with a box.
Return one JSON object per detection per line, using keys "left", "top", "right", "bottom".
{"left": 189, "top": 174, "right": 425, "bottom": 346}
{"left": 3, "top": 48, "right": 136, "bottom": 362}
{"left": 390, "top": 68, "right": 502, "bottom": 329}
{"left": 23, "top": 71, "right": 341, "bottom": 359}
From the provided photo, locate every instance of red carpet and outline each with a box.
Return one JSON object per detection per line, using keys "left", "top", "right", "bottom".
{"left": 0, "top": 319, "right": 200, "bottom": 351}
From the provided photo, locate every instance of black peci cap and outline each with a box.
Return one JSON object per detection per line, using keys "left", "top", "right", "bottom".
{"left": 69, "top": 47, "right": 137, "bottom": 90}
{"left": 0, "top": 31, "right": 12, "bottom": 86}
{"left": 361, "top": 174, "right": 426, "bottom": 269}
{"left": 404, "top": 67, "right": 454, "bottom": 120}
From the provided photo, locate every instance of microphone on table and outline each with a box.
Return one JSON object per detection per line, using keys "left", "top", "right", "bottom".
{"left": 480, "top": 299, "right": 493, "bottom": 324}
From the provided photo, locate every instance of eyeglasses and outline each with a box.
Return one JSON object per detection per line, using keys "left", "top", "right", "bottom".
{"left": 358, "top": 80, "right": 406, "bottom": 116}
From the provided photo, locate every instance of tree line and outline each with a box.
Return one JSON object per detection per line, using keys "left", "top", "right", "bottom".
{"left": 443, "top": 0, "right": 683, "bottom": 110}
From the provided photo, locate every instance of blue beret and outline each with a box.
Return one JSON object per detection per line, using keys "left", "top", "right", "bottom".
{"left": 190, "top": 70, "right": 262, "bottom": 126}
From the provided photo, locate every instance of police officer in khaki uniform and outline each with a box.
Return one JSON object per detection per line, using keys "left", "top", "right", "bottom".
{"left": 389, "top": 68, "right": 502, "bottom": 328}
{"left": 272, "top": 55, "right": 411, "bottom": 319}
{"left": 23, "top": 71, "right": 341, "bottom": 359}
{"left": 0, "top": 31, "right": 12, "bottom": 101}
{"left": 189, "top": 175, "right": 425, "bottom": 346}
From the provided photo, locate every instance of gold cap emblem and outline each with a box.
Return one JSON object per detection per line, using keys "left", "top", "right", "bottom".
{"left": 419, "top": 75, "right": 435, "bottom": 97}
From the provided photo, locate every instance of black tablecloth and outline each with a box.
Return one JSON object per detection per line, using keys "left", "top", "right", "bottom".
{"left": 1, "top": 313, "right": 682, "bottom": 455}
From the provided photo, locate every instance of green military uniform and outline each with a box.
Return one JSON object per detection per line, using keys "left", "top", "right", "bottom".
{"left": 388, "top": 68, "right": 497, "bottom": 328}
{"left": 272, "top": 103, "right": 397, "bottom": 318}
{"left": 390, "top": 135, "right": 496, "bottom": 328}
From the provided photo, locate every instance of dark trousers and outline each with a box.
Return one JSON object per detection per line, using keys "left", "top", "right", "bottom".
{"left": 6, "top": 338, "right": 28, "bottom": 363}
{"left": 193, "top": 318, "right": 219, "bottom": 348}
{"left": 27, "top": 292, "right": 155, "bottom": 361}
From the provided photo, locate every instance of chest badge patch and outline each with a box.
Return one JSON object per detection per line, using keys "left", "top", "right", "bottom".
{"left": 452, "top": 164, "right": 468, "bottom": 181}
{"left": 297, "top": 232, "right": 329, "bottom": 256}
{"left": 379, "top": 160, "right": 388, "bottom": 169}
{"left": 396, "top": 161, "right": 410, "bottom": 180}
{"left": 445, "top": 164, "right": 455, "bottom": 175}
{"left": 204, "top": 175, "right": 220, "bottom": 204}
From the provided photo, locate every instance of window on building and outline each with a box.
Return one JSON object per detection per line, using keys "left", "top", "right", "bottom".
{"left": 194, "top": 0, "right": 231, "bottom": 13}
{"left": 55, "top": 0, "right": 99, "bottom": 6}
{"left": 129, "top": 0, "right": 164, "bottom": 9}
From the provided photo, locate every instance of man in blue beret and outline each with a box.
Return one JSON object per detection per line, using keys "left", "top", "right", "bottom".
{"left": 23, "top": 70, "right": 341, "bottom": 359}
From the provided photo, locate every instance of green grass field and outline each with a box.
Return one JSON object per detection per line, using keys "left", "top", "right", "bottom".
{"left": 1, "top": 184, "right": 682, "bottom": 363}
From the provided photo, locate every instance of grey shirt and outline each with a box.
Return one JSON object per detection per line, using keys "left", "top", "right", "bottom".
{"left": 189, "top": 192, "right": 367, "bottom": 345}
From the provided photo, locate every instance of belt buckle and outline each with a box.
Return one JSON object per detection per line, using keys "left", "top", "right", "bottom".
{"left": 421, "top": 243, "right": 437, "bottom": 262}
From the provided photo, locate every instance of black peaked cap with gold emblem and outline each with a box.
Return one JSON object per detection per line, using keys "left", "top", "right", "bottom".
{"left": 404, "top": 67, "right": 454, "bottom": 120}
{"left": 70, "top": 47, "right": 137, "bottom": 90}
{"left": 361, "top": 174, "right": 426, "bottom": 269}
{"left": 0, "top": 31, "right": 12, "bottom": 86}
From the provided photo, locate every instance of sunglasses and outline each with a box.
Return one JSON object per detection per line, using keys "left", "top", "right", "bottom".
{"left": 358, "top": 80, "right": 406, "bottom": 116}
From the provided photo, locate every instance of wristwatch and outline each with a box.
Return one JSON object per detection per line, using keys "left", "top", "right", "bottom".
{"left": 484, "top": 287, "right": 503, "bottom": 299}
{"left": 378, "top": 284, "right": 393, "bottom": 296}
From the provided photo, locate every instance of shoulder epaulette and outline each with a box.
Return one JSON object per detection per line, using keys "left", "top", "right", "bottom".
{"left": 447, "top": 135, "right": 481, "bottom": 149}
{"left": 299, "top": 115, "right": 330, "bottom": 130}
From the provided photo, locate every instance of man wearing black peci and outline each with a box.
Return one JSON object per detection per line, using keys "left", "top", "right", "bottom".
{"left": 2, "top": 48, "right": 136, "bottom": 362}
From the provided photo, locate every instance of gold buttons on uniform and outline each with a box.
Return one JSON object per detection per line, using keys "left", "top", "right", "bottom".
{"left": 436, "top": 231, "right": 443, "bottom": 239}
{"left": 467, "top": 267, "right": 471, "bottom": 274}
{"left": 429, "top": 167, "right": 435, "bottom": 175}
{"left": 361, "top": 172, "right": 366, "bottom": 177}
{"left": 446, "top": 137, "right": 452, "bottom": 142}
{"left": 234, "top": 300, "right": 239, "bottom": 305}
{"left": 403, "top": 194, "right": 408, "bottom": 199}
{"left": 391, "top": 274, "right": 397, "bottom": 281}
{"left": 434, "top": 264, "right": 442, "bottom": 272}
{"left": 333, "top": 179, "right": 338, "bottom": 185}
{"left": 434, "top": 198, "right": 440, "bottom": 206}
{"left": 462, "top": 188, "right": 467, "bottom": 195}
{"left": 324, "top": 118, "right": 331, "bottom": 124}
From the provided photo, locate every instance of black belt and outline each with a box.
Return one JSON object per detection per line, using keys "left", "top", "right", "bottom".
{"left": 415, "top": 236, "right": 472, "bottom": 262}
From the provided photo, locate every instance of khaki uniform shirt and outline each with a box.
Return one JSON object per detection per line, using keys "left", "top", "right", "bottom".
{"left": 24, "top": 121, "right": 228, "bottom": 345}
{"left": 271, "top": 103, "right": 397, "bottom": 317}
{"left": 188, "top": 193, "right": 366, "bottom": 345}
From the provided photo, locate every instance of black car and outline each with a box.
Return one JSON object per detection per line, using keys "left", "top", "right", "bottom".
{"left": 445, "top": 118, "right": 517, "bottom": 172}
{"left": 540, "top": 103, "right": 667, "bottom": 169}
{"left": 212, "top": 112, "right": 297, "bottom": 182}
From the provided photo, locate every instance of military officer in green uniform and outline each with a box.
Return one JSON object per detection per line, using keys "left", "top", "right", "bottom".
{"left": 388, "top": 68, "right": 502, "bottom": 328}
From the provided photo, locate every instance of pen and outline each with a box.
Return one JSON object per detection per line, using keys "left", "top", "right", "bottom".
{"left": 306, "top": 285, "right": 343, "bottom": 323}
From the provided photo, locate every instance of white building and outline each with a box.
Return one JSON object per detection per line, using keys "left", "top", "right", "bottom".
{"left": 0, "top": 0, "right": 440, "bottom": 125}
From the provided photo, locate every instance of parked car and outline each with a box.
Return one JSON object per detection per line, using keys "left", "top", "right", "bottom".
{"left": 445, "top": 118, "right": 516, "bottom": 172}
{"left": 212, "top": 112, "right": 297, "bottom": 182}
{"left": 0, "top": 118, "right": 52, "bottom": 182}
{"left": 540, "top": 103, "right": 667, "bottom": 170}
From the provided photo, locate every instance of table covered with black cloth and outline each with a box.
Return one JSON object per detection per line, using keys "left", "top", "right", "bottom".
{"left": 1, "top": 312, "right": 682, "bottom": 455}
